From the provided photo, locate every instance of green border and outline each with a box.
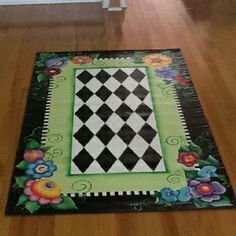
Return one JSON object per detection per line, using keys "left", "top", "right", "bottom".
{"left": 46, "top": 59, "right": 187, "bottom": 194}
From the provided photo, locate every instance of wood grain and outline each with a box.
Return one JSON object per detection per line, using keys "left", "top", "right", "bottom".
{"left": 0, "top": 0, "right": 236, "bottom": 235}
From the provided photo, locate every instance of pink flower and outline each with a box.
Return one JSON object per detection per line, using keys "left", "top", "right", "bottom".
{"left": 24, "top": 150, "right": 45, "bottom": 162}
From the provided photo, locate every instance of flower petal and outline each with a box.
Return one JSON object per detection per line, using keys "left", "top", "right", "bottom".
{"left": 29, "top": 195, "right": 40, "bottom": 201}
{"left": 25, "top": 180, "right": 35, "bottom": 187}
{"left": 51, "top": 197, "right": 62, "bottom": 204}
{"left": 201, "top": 194, "right": 221, "bottom": 202}
{"left": 211, "top": 181, "right": 226, "bottom": 194}
{"left": 24, "top": 187, "right": 33, "bottom": 196}
{"left": 39, "top": 198, "right": 51, "bottom": 205}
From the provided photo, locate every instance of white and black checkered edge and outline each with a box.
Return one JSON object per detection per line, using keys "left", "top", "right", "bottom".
{"left": 41, "top": 78, "right": 54, "bottom": 145}
{"left": 63, "top": 190, "right": 157, "bottom": 198}
{"left": 171, "top": 84, "right": 191, "bottom": 144}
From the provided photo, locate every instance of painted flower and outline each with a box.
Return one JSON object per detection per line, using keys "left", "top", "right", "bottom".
{"left": 25, "top": 160, "right": 57, "bottom": 179}
{"left": 72, "top": 56, "right": 92, "bottom": 64}
{"left": 143, "top": 54, "right": 172, "bottom": 68}
{"left": 198, "top": 166, "right": 218, "bottom": 178}
{"left": 45, "top": 57, "right": 67, "bottom": 68}
{"left": 173, "top": 75, "right": 192, "bottom": 86}
{"left": 44, "top": 68, "right": 61, "bottom": 77}
{"left": 177, "top": 151, "right": 200, "bottom": 167}
{"left": 160, "top": 188, "right": 179, "bottom": 202}
{"left": 24, "top": 149, "right": 45, "bottom": 162}
{"left": 188, "top": 178, "right": 226, "bottom": 202}
{"left": 24, "top": 179, "right": 62, "bottom": 205}
{"left": 178, "top": 187, "right": 192, "bottom": 202}
{"left": 155, "top": 67, "right": 178, "bottom": 79}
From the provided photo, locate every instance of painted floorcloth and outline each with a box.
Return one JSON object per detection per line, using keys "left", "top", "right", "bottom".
{"left": 5, "top": 50, "right": 236, "bottom": 215}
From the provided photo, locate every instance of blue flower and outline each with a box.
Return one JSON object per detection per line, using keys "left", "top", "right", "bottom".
{"left": 45, "top": 57, "right": 67, "bottom": 68}
{"left": 160, "top": 187, "right": 179, "bottom": 202}
{"left": 155, "top": 67, "right": 178, "bottom": 79}
{"left": 178, "top": 187, "right": 192, "bottom": 202}
{"left": 25, "top": 160, "right": 57, "bottom": 179}
{"left": 198, "top": 166, "right": 218, "bottom": 178}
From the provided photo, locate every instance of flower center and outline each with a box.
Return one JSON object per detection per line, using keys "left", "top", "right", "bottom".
{"left": 153, "top": 58, "right": 161, "bottom": 63}
{"left": 36, "top": 165, "right": 48, "bottom": 173}
{"left": 45, "top": 181, "right": 55, "bottom": 189}
{"left": 184, "top": 155, "right": 194, "bottom": 163}
{"left": 197, "top": 183, "right": 213, "bottom": 195}
{"left": 49, "top": 69, "right": 56, "bottom": 73}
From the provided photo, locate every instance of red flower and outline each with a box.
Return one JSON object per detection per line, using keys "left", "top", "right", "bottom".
{"left": 44, "top": 68, "right": 61, "bottom": 77}
{"left": 173, "top": 75, "right": 192, "bottom": 86}
{"left": 177, "top": 152, "right": 200, "bottom": 167}
{"left": 72, "top": 56, "right": 92, "bottom": 64}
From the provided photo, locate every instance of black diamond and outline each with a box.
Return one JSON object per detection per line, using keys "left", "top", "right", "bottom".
{"left": 133, "top": 85, "right": 149, "bottom": 101}
{"left": 113, "top": 69, "right": 128, "bottom": 83}
{"left": 96, "top": 104, "right": 113, "bottom": 122}
{"left": 95, "top": 85, "right": 112, "bottom": 102}
{"left": 135, "top": 103, "right": 152, "bottom": 121}
{"left": 96, "top": 70, "right": 111, "bottom": 83}
{"left": 73, "top": 149, "right": 94, "bottom": 173}
{"left": 119, "top": 147, "right": 139, "bottom": 171}
{"left": 142, "top": 147, "right": 162, "bottom": 170}
{"left": 130, "top": 69, "right": 146, "bottom": 82}
{"left": 97, "top": 148, "right": 116, "bottom": 172}
{"left": 116, "top": 103, "right": 133, "bottom": 121}
{"left": 74, "top": 125, "right": 94, "bottom": 146}
{"left": 77, "top": 70, "right": 93, "bottom": 84}
{"left": 75, "top": 105, "right": 93, "bottom": 123}
{"left": 117, "top": 124, "right": 136, "bottom": 145}
{"left": 76, "top": 86, "right": 93, "bottom": 102}
{"left": 138, "top": 123, "right": 156, "bottom": 143}
{"left": 114, "top": 85, "right": 130, "bottom": 101}
{"left": 96, "top": 124, "right": 115, "bottom": 145}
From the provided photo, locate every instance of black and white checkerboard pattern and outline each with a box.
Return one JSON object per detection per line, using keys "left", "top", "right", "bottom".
{"left": 71, "top": 67, "right": 165, "bottom": 174}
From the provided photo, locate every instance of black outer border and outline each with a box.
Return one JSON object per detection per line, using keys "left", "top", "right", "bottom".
{"left": 5, "top": 49, "right": 236, "bottom": 215}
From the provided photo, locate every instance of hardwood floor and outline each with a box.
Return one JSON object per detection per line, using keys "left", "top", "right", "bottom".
{"left": 0, "top": 0, "right": 236, "bottom": 235}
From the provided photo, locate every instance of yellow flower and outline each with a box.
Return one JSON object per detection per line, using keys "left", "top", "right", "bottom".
{"left": 31, "top": 179, "right": 61, "bottom": 199}
{"left": 143, "top": 54, "right": 172, "bottom": 68}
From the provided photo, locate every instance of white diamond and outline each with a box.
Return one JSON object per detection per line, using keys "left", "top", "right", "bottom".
{"left": 73, "top": 116, "right": 84, "bottom": 132}
{"left": 107, "top": 160, "right": 128, "bottom": 173}
{"left": 104, "top": 76, "right": 121, "bottom": 92}
{"left": 146, "top": 113, "right": 158, "bottom": 131}
{"left": 106, "top": 113, "right": 125, "bottom": 133}
{"left": 107, "top": 135, "right": 127, "bottom": 158}
{"left": 85, "top": 136, "right": 105, "bottom": 157}
{"left": 71, "top": 161, "right": 80, "bottom": 174}
{"left": 126, "top": 113, "right": 145, "bottom": 132}
{"left": 129, "top": 134, "right": 149, "bottom": 157}
{"left": 74, "top": 96, "right": 84, "bottom": 109}
{"left": 85, "top": 114, "right": 104, "bottom": 134}
{"left": 150, "top": 134, "right": 163, "bottom": 155}
{"left": 75, "top": 79, "right": 85, "bottom": 92}
{"left": 124, "top": 93, "right": 142, "bottom": 111}
{"left": 87, "top": 69, "right": 102, "bottom": 77}
{"left": 86, "top": 94, "right": 103, "bottom": 112}
{"left": 72, "top": 137, "right": 83, "bottom": 157}
{"left": 132, "top": 159, "right": 152, "bottom": 172}
{"left": 105, "top": 94, "right": 123, "bottom": 111}
{"left": 122, "top": 77, "right": 139, "bottom": 92}
{"left": 85, "top": 161, "right": 105, "bottom": 173}
{"left": 154, "top": 158, "right": 166, "bottom": 172}
{"left": 86, "top": 78, "right": 102, "bottom": 93}
{"left": 139, "top": 76, "right": 149, "bottom": 90}
{"left": 143, "top": 93, "right": 153, "bottom": 109}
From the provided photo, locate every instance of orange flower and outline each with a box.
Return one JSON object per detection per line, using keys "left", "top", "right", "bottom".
{"left": 72, "top": 56, "right": 92, "bottom": 64}
{"left": 143, "top": 54, "right": 172, "bottom": 68}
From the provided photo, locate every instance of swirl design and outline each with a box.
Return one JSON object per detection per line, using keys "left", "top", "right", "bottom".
{"left": 92, "top": 59, "right": 106, "bottom": 66}
{"left": 156, "top": 83, "right": 173, "bottom": 97}
{"left": 167, "top": 169, "right": 184, "bottom": 184}
{"left": 165, "top": 136, "right": 187, "bottom": 145}
{"left": 46, "top": 134, "right": 63, "bottom": 144}
{"left": 71, "top": 180, "right": 92, "bottom": 193}
{"left": 46, "top": 149, "right": 63, "bottom": 160}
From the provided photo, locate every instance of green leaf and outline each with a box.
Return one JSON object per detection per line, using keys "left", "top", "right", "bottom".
{"left": 16, "top": 160, "right": 28, "bottom": 170}
{"left": 179, "top": 145, "right": 190, "bottom": 152}
{"left": 193, "top": 198, "right": 209, "bottom": 208}
{"left": 37, "top": 74, "right": 48, "bottom": 82}
{"left": 50, "top": 196, "right": 77, "bottom": 210}
{"left": 134, "top": 51, "right": 146, "bottom": 58}
{"left": 133, "top": 58, "right": 143, "bottom": 64}
{"left": 25, "top": 139, "right": 41, "bottom": 150}
{"left": 210, "top": 196, "right": 233, "bottom": 207}
{"left": 25, "top": 201, "right": 41, "bottom": 214}
{"left": 197, "top": 159, "right": 212, "bottom": 167}
{"left": 184, "top": 170, "right": 198, "bottom": 179}
{"left": 16, "top": 194, "right": 28, "bottom": 206}
{"left": 188, "top": 143, "right": 203, "bottom": 155}
{"left": 15, "top": 176, "right": 30, "bottom": 188}
{"left": 206, "top": 155, "right": 219, "bottom": 167}
{"left": 39, "top": 145, "right": 53, "bottom": 152}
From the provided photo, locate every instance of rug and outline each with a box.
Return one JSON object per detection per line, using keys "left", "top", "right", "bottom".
{"left": 5, "top": 49, "right": 236, "bottom": 215}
